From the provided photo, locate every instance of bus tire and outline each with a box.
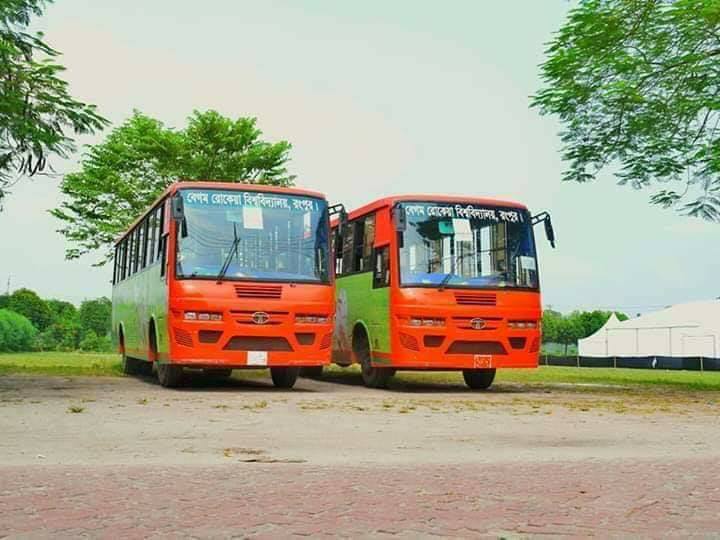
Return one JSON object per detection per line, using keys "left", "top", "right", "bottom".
{"left": 157, "top": 363, "right": 184, "bottom": 388}
{"left": 204, "top": 368, "right": 233, "bottom": 379}
{"left": 300, "top": 366, "right": 323, "bottom": 378}
{"left": 270, "top": 367, "right": 299, "bottom": 389}
{"left": 462, "top": 368, "right": 496, "bottom": 390}
{"left": 121, "top": 352, "right": 139, "bottom": 375}
{"left": 355, "top": 328, "right": 393, "bottom": 389}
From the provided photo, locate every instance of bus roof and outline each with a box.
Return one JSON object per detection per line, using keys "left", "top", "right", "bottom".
{"left": 340, "top": 194, "right": 528, "bottom": 223}
{"left": 114, "top": 181, "right": 326, "bottom": 245}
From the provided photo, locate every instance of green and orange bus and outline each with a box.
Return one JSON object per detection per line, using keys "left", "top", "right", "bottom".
{"left": 112, "top": 181, "right": 334, "bottom": 388}
{"left": 324, "top": 195, "right": 554, "bottom": 389}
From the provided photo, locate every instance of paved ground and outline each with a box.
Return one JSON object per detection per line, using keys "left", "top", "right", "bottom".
{"left": 1, "top": 372, "right": 719, "bottom": 537}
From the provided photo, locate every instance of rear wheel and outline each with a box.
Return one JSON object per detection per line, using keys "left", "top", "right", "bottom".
{"left": 462, "top": 368, "right": 496, "bottom": 390}
{"left": 270, "top": 367, "right": 300, "bottom": 389}
{"left": 355, "top": 329, "right": 393, "bottom": 389}
{"left": 157, "top": 363, "right": 184, "bottom": 388}
{"left": 300, "top": 366, "right": 324, "bottom": 379}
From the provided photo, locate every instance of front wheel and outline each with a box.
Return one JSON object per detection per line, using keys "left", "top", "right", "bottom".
{"left": 271, "top": 367, "right": 300, "bottom": 389}
{"left": 355, "top": 331, "right": 393, "bottom": 389}
{"left": 463, "top": 368, "right": 496, "bottom": 390}
{"left": 157, "top": 363, "right": 184, "bottom": 388}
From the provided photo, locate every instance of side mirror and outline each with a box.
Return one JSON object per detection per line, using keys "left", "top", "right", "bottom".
{"left": 544, "top": 216, "right": 555, "bottom": 248}
{"left": 393, "top": 205, "right": 407, "bottom": 232}
{"left": 531, "top": 211, "right": 556, "bottom": 248}
{"left": 171, "top": 194, "right": 185, "bottom": 221}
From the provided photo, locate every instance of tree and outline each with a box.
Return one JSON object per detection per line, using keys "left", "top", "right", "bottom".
{"left": 78, "top": 297, "right": 111, "bottom": 337}
{"left": 556, "top": 314, "right": 584, "bottom": 357}
{"left": 533, "top": 0, "right": 720, "bottom": 221}
{"left": 46, "top": 298, "right": 78, "bottom": 323}
{"left": 0, "top": 308, "right": 36, "bottom": 351}
{"left": 0, "top": 0, "right": 107, "bottom": 208}
{"left": 51, "top": 110, "right": 295, "bottom": 264}
{"left": 541, "top": 309, "right": 563, "bottom": 343}
{"left": 7, "top": 287, "right": 51, "bottom": 330}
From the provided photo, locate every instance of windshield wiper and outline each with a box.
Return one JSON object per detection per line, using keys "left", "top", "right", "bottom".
{"left": 216, "top": 223, "right": 241, "bottom": 284}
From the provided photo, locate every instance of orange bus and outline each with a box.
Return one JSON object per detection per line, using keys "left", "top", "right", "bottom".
{"left": 112, "top": 181, "right": 334, "bottom": 388}
{"left": 326, "top": 195, "right": 554, "bottom": 389}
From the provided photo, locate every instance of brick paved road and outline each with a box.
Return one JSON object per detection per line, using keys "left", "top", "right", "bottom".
{"left": 1, "top": 459, "right": 719, "bottom": 538}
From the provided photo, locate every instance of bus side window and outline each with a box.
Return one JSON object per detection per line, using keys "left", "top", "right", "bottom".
{"left": 373, "top": 245, "right": 390, "bottom": 288}
{"left": 159, "top": 201, "right": 167, "bottom": 278}
{"left": 341, "top": 221, "right": 354, "bottom": 275}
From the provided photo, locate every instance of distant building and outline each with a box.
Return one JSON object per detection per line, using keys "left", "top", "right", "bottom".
{"left": 578, "top": 300, "right": 720, "bottom": 359}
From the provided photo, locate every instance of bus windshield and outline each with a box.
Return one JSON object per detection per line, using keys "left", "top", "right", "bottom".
{"left": 177, "top": 188, "right": 330, "bottom": 283}
{"left": 398, "top": 201, "right": 538, "bottom": 289}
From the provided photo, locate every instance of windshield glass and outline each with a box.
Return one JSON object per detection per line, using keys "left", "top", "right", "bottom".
{"left": 177, "top": 188, "right": 330, "bottom": 283}
{"left": 398, "top": 202, "right": 538, "bottom": 289}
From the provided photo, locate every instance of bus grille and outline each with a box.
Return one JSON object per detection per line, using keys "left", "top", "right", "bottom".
{"left": 230, "top": 310, "right": 289, "bottom": 325}
{"left": 223, "top": 336, "right": 293, "bottom": 352}
{"left": 446, "top": 341, "right": 506, "bottom": 355}
{"left": 234, "top": 285, "right": 282, "bottom": 299}
{"left": 454, "top": 293, "right": 497, "bottom": 306}
{"left": 452, "top": 316, "right": 502, "bottom": 330}
{"left": 174, "top": 328, "right": 193, "bottom": 347}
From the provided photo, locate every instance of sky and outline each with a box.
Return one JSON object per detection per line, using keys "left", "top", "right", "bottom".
{"left": 0, "top": 0, "right": 718, "bottom": 313}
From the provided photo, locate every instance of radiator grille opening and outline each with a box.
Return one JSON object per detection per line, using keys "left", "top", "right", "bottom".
{"left": 173, "top": 328, "right": 193, "bottom": 347}
{"left": 509, "top": 337, "right": 527, "bottom": 350}
{"left": 295, "top": 333, "right": 315, "bottom": 346}
{"left": 198, "top": 330, "right": 223, "bottom": 344}
{"left": 446, "top": 341, "right": 507, "bottom": 355}
{"left": 223, "top": 336, "right": 293, "bottom": 352}
{"left": 233, "top": 285, "right": 282, "bottom": 299}
{"left": 453, "top": 293, "right": 497, "bottom": 306}
{"left": 423, "top": 335, "right": 445, "bottom": 348}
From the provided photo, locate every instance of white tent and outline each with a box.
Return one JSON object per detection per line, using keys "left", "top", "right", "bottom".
{"left": 578, "top": 300, "right": 720, "bottom": 358}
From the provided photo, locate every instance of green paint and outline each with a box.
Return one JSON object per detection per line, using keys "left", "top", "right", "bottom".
{"left": 112, "top": 261, "right": 169, "bottom": 360}
{"left": 333, "top": 272, "right": 390, "bottom": 360}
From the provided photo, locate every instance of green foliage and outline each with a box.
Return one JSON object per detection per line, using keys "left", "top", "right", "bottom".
{"left": 78, "top": 297, "right": 111, "bottom": 337}
{"left": 0, "top": 294, "right": 8, "bottom": 309}
{"left": 35, "top": 319, "right": 81, "bottom": 351}
{"left": 533, "top": 0, "right": 720, "bottom": 221}
{"left": 7, "top": 288, "right": 51, "bottom": 330}
{"left": 52, "top": 110, "right": 295, "bottom": 264}
{"left": 78, "top": 331, "right": 112, "bottom": 353}
{"left": 0, "top": 0, "right": 107, "bottom": 208}
{"left": 0, "top": 308, "right": 37, "bottom": 351}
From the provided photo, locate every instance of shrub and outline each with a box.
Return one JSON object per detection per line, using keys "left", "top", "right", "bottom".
{"left": 79, "top": 331, "right": 113, "bottom": 353}
{"left": 0, "top": 309, "right": 37, "bottom": 352}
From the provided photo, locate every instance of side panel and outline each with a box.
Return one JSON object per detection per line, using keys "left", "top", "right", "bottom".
{"left": 112, "top": 262, "right": 169, "bottom": 361}
{"left": 333, "top": 272, "right": 390, "bottom": 364}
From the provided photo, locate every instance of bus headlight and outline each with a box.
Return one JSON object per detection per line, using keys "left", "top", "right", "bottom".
{"left": 408, "top": 317, "right": 445, "bottom": 327}
{"left": 296, "top": 314, "right": 330, "bottom": 324}
{"left": 184, "top": 311, "right": 223, "bottom": 321}
{"left": 508, "top": 320, "right": 537, "bottom": 329}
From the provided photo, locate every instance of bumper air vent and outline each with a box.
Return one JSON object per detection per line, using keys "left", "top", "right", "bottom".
{"left": 423, "top": 335, "right": 445, "bottom": 348}
{"left": 509, "top": 337, "right": 527, "bottom": 350}
{"left": 234, "top": 285, "right": 282, "bottom": 299}
{"left": 399, "top": 332, "right": 420, "bottom": 351}
{"left": 199, "top": 330, "right": 223, "bottom": 344}
{"left": 174, "top": 328, "right": 193, "bottom": 347}
{"left": 319, "top": 332, "right": 332, "bottom": 350}
{"left": 446, "top": 341, "right": 506, "bottom": 355}
{"left": 295, "top": 333, "right": 315, "bottom": 346}
{"left": 454, "top": 292, "right": 497, "bottom": 306}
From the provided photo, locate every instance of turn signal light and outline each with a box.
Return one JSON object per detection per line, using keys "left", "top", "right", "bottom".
{"left": 184, "top": 311, "right": 222, "bottom": 321}
{"left": 508, "top": 320, "right": 538, "bottom": 329}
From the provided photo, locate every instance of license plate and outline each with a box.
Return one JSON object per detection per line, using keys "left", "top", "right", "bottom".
{"left": 247, "top": 351, "right": 268, "bottom": 366}
{"left": 473, "top": 355, "right": 492, "bottom": 368}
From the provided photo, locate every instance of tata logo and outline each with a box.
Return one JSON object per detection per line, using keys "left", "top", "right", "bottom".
{"left": 252, "top": 312, "right": 270, "bottom": 325}
{"left": 470, "top": 318, "right": 486, "bottom": 330}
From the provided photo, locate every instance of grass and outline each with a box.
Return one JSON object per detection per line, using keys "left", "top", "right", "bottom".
{"left": 0, "top": 352, "right": 121, "bottom": 377}
{"left": 1, "top": 352, "right": 720, "bottom": 393}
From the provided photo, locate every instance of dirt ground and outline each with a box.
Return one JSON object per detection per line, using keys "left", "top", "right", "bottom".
{"left": 1, "top": 372, "right": 719, "bottom": 537}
